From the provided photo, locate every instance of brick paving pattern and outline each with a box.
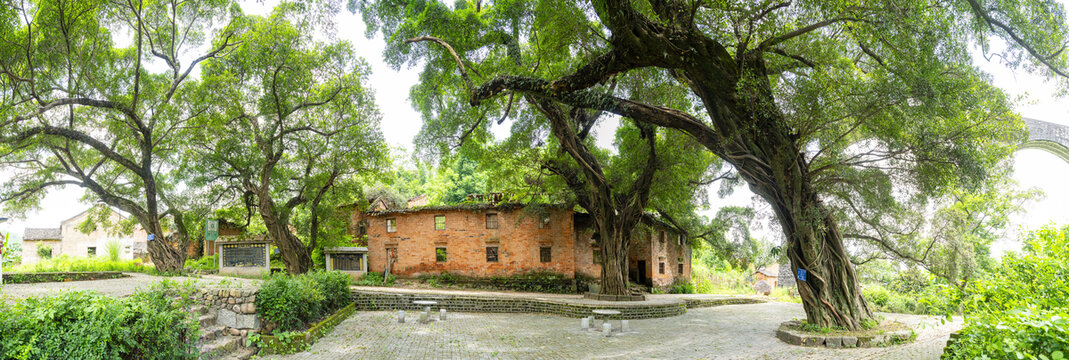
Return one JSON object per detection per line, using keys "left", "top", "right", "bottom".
{"left": 265, "top": 302, "right": 961, "bottom": 360}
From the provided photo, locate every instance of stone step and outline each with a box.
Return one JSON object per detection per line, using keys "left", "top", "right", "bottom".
{"left": 217, "top": 346, "right": 258, "bottom": 360}
{"left": 197, "top": 335, "right": 243, "bottom": 360}
{"left": 198, "top": 325, "right": 227, "bottom": 343}
{"left": 191, "top": 305, "right": 210, "bottom": 315}
{"left": 199, "top": 313, "right": 217, "bottom": 328}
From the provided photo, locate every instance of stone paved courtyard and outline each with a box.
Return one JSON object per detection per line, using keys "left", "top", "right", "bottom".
{"left": 265, "top": 302, "right": 962, "bottom": 360}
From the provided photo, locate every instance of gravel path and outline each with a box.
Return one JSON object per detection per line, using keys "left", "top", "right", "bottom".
{"left": 265, "top": 302, "right": 962, "bottom": 360}
{"left": 0, "top": 273, "right": 260, "bottom": 300}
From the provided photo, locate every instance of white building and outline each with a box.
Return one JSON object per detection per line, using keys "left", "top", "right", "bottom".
{"left": 21, "top": 207, "right": 148, "bottom": 264}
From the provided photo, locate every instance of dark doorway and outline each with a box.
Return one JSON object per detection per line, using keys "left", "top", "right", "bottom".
{"left": 636, "top": 260, "right": 648, "bottom": 287}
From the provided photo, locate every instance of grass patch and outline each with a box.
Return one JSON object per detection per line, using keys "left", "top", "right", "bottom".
{"left": 785, "top": 317, "right": 911, "bottom": 338}
{"left": 10, "top": 255, "right": 157, "bottom": 275}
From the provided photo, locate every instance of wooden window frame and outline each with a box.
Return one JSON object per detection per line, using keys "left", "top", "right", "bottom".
{"left": 386, "top": 218, "right": 397, "bottom": 233}
{"left": 435, "top": 247, "right": 447, "bottom": 262}
{"left": 539, "top": 246, "right": 552, "bottom": 263}
{"left": 485, "top": 213, "right": 499, "bottom": 229}
{"left": 434, "top": 215, "right": 446, "bottom": 230}
{"left": 486, "top": 246, "right": 499, "bottom": 263}
{"left": 659, "top": 262, "right": 665, "bottom": 274}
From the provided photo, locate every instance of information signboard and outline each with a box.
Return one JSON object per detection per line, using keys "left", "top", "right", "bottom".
{"left": 221, "top": 243, "right": 267, "bottom": 268}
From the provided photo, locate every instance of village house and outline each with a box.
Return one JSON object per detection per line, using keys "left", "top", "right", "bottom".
{"left": 349, "top": 202, "right": 692, "bottom": 289}
{"left": 21, "top": 207, "right": 149, "bottom": 264}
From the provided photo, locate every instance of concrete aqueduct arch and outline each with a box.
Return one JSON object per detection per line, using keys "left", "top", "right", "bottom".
{"left": 1021, "top": 118, "right": 1069, "bottom": 163}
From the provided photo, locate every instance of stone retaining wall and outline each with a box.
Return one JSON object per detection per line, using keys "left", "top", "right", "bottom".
{"left": 195, "top": 288, "right": 261, "bottom": 335}
{"left": 351, "top": 290, "right": 764, "bottom": 319}
{"left": 775, "top": 321, "right": 914, "bottom": 348}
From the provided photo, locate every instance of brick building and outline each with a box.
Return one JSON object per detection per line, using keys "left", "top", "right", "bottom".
{"left": 350, "top": 203, "right": 691, "bottom": 289}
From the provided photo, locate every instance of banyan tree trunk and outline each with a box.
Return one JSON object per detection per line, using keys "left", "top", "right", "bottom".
{"left": 753, "top": 157, "right": 874, "bottom": 330}
{"left": 258, "top": 196, "right": 312, "bottom": 274}
{"left": 599, "top": 229, "right": 630, "bottom": 295}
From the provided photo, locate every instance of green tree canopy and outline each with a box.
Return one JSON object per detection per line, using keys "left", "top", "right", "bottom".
{"left": 350, "top": 0, "right": 1069, "bottom": 329}
{"left": 187, "top": 3, "right": 388, "bottom": 273}
{"left": 0, "top": 0, "right": 243, "bottom": 271}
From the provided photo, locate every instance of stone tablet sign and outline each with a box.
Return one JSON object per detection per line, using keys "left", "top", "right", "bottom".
{"left": 221, "top": 243, "right": 267, "bottom": 268}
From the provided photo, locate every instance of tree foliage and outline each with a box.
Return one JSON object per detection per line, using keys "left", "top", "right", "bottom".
{"left": 349, "top": 0, "right": 1068, "bottom": 329}
{"left": 0, "top": 0, "right": 244, "bottom": 271}
{"left": 187, "top": 3, "right": 388, "bottom": 273}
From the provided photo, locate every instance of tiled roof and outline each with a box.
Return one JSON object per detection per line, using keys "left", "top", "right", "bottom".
{"left": 23, "top": 228, "right": 62, "bottom": 240}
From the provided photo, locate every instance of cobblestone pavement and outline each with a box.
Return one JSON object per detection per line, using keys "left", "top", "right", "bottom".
{"left": 1, "top": 273, "right": 260, "bottom": 299}
{"left": 265, "top": 302, "right": 962, "bottom": 360}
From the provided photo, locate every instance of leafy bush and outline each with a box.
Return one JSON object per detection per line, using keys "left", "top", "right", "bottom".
{"left": 352, "top": 271, "right": 395, "bottom": 286}
{"left": 668, "top": 281, "right": 695, "bottom": 294}
{"left": 36, "top": 244, "right": 52, "bottom": 259}
{"left": 0, "top": 281, "right": 200, "bottom": 359}
{"left": 257, "top": 271, "right": 352, "bottom": 332}
{"left": 185, "top": 255, "right": 218, "bottom": 271}
{"left": 104, "top": 240, "right": 122, "bottom": 262}
{"left": 417, "top": 271, "right": 575, "bottom": 293}
{"left": 864, "top": 285, "right": 891, "bottom": 307}
{"left": 944, "top": 225, "right": 1069, "bottom": 359}
{"left": 11, "top": 255, "right": 156, "bottom": 274}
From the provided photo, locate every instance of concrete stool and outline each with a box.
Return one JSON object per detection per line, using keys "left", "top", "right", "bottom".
{"left": 588, "top": 316, "right": 597, "bottom": 330}
{"left": 603, "top": 322, "right": 613, "bottom": 337}
{"left": 581, "top": 317, "right": 590, "bottom": 330}
{"left": 419, "top": 311, "right": 429, "bottom": 323}
{"left": 397, "top": 310, "right": 406, "bottom": 323}
{"left": 621, "top": 320, "right": 630, "bottom": 332}
{"left": 440, "top": 308, "right": 447, "bottom": 321}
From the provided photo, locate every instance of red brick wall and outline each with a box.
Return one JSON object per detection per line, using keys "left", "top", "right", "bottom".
{"left": 648, "top": 226, "right": 691, "bottom": 287}
{"left": 364, "top": 207, "right": 576, "bottom": 278}
{"left": 572, "top": 215, "right": 602, "bottom": 279}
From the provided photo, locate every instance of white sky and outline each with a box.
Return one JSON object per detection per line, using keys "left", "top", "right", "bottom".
{"left": 2, "top": 3, "right": 1067, "bottom": 258}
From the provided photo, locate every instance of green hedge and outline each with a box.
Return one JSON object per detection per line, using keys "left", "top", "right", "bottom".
{"left": 256, "top": 271, "right": 352, "bottom": 332}
{"left": 943, "top": 225, "right": 1069, "bottom": 359}
{"left": 0, "top": 281, "right": 200, "bottom": 359}
{"left": 418, "top": 271, "right": 576, "bottom": 293}
{"left": 2, "top": 271, "right": 126, "bottom": 284}
{"left": 10, "top": 255, "right": 157, "bottom": 275}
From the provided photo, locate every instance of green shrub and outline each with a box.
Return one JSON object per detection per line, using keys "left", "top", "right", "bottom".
{"left": 864, "top": 285, "right": 890, "bottom": 307}
{"left": 416, "top": 271, "right": 575, "bottom": 293}
{"left": 0, "top": 281, "right": 199, "bottom": 359}
{"left": 944, "top": 225, "right": 1069, "bottom": 359}
{"left": 257, "top": 271, "right": 352, "bottom": 332}
{"left": 11, "top": 255, "right": 156, "bottom": 274}
{"left": 104, "top": 240, "right": 122, "bottom": 262}
{"left": 185, "top": 255, "right": 218, "bottom": 271}
{"left": 353, "top": 271, "right": 395, "bottom": 286}
{"left": 668, "top": 281, "right": 695, "bottom": 294}
{"left": 36, "top": 244, "right": 52, "bottom": 259}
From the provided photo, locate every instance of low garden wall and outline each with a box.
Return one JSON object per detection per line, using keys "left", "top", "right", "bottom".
{"left": 351, "top": 290, "right": 765, "bottom": 319}
{"left": 194, "top": 287, "right": 262, "bottom": 335}
{"left": 1, "top": 271, "right": 126, "bottom": 284}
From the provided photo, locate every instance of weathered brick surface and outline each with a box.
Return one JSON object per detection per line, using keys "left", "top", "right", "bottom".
{"left": 354, "top": 205, "right": 691, "bottom": 288}
{"left": 362, "top": 207, "right": 576, "bottom": 278}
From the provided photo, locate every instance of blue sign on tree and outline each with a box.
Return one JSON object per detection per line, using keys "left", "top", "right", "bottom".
{"left": 796, "top": 268, "right": 807, "bottom": 281}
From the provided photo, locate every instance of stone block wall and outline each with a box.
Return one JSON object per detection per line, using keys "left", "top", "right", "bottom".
{"left": 195, "top": 288, "right": 261, "bottom": 336}
{"left": 351, "top": 290, "right": 688, "bottom": 319}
